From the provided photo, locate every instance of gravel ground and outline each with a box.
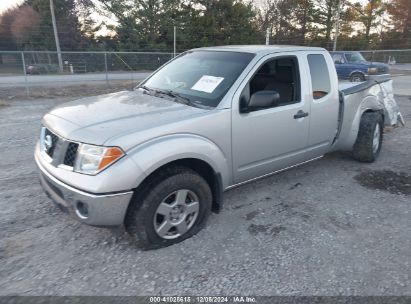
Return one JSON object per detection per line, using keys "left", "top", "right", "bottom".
{"left": 0, "top": 95, "right": 410, "bottom": 296}
{"left": 0, "top": 81, "right": 136, "bottom": 100}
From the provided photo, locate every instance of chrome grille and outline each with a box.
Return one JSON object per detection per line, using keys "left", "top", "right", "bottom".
{"left": 64, "top": 142, "right": 79, "bottom": 167}
{"left": 40, "top": 127, "right": 78, "bottom": 169}
{"left": 378, "top": 66, "right": 388, "bottom": 73}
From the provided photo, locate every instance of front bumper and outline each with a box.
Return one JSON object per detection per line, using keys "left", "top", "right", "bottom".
{"left": 35, "top": 155, "right": 133, "bottom": 226}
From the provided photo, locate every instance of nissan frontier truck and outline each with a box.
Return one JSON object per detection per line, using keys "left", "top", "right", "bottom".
{"left": 35, "top": 45, "right": 403, "bottom": 249}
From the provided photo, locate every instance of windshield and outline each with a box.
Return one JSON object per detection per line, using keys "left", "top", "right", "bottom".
{"left": 139, "top": 51, "right": 255, "bottom": 108}
{"left": 345, "top": 52, "right": 366, "bottom": 63}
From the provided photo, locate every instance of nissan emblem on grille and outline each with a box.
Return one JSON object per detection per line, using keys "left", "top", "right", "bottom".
{"left": 41, "top": 127, "right": 59, "bottom": 158}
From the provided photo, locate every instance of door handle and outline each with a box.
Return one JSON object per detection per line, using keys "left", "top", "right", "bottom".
{"left": 294, "top": 110, "right": 309, "bottom": 119}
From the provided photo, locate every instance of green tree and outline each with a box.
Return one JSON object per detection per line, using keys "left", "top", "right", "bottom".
{"left": 96, "top": 0, "right": 183, "bottom": 50}
{"left": 292, "top": 0, "right": 316, "bottom": 44}
{"left": 349, "top": 0, "right": 385, "bottom": 48}
{"left": 179, "top": 0, "right": 260, "bottom": 49}
{"left": 313, "top": 0, "right": 339, "bottom": 44}
{"left": 385, "top": 0, "right": 411, "bottom": 49}
{"left": 95, "top": 0, "right": 260, "bottom": 51}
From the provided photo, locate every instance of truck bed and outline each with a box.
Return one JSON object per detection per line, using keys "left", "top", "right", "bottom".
{"left": 332, "top": 75, "right": 403, "bottom": 152}
{"left": 338, "top": 75, "right": 392, "bottom": 96}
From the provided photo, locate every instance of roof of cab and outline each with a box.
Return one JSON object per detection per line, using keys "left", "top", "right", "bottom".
{"left": 192, "top": 45, "right": 325, "bottom": 55}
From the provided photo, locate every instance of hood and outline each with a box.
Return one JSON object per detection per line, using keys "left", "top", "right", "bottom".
{"left": 368, "top": 61, "right": 389, "bottom": 68}
{"left": 44, "top": 90, "right": 209, "bottom": 147}
{"left": 349, "top": 61, "right": 389, "bottom": 73}
{"left": 368, "top": 61, "right": 390, "bottom": 74}
{"left": 351, "top": 61, "right": 387, "bottom": 67}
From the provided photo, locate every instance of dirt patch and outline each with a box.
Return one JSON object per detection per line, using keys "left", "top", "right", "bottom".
{"left": 248, "top": 224, "right": 286, "bottom": 237}
{"left": 0, "top": 99, "right": 10, "bottom": 107}
{"left": 245, "top": 210, "right": 260, "bottom": 221}
{"left": 248, "top": 224, "right": 271, "bottom": 235}
{"left": 289, "top": 182, "right": 302, "bottom": 190}
{"left": 354, "top": 170, "right": 411, "bottom": 195}
{"left": 270, "top": 226, "right": 286, "bottom": 236}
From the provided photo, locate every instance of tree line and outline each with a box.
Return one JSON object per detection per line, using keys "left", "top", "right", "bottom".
{"left": 0, "top": 0, "right": 410, "bottom": 52}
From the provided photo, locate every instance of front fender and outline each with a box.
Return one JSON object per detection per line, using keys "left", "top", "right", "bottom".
{"left": 127, "top": 134, "right": 231, "bottom": 189}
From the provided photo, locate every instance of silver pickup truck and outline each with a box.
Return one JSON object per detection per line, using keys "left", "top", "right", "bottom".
{"left": 35, "top": 45, "right": 403, "bottom": 249}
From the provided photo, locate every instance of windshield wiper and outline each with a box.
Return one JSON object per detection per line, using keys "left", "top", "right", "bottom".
{"left": 140, "top": 86, "right": 197, "bottom": 108}
{"left": 159, "top": 90, "right": 195, "bottom": 107}
{"left": 139, "top": 85, "right": 156, "bottom": 94}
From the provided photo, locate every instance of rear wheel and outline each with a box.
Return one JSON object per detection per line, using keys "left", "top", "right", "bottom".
{"left": 350, "top": 73, "right": 365, "bottom": 82}
{"left": 125, "top": 166, "right": 212, "bottom": 249}
{"left": 353, "top": 112, "right": 383, "bottom": 163}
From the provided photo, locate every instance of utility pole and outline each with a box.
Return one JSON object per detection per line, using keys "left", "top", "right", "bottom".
{"left": 333, "top": 0, "right": 343, "bottom": 51}
{"left": 173, "top": 26, "right": 176, "bottom": 58}
{"left": 50, "top": 0, "right": 63, "bottom": 72}
{"left": 265, "top": 27, "right": 270, "bottom": 45}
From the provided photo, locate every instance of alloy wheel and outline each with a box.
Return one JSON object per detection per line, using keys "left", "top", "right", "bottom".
{"left": 153, "top": 189, "right": 200, "bottom": 239}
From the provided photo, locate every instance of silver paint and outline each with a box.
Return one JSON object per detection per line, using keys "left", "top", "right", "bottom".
{"left": 35, "top": 45, "right": 402, "bottom": 226}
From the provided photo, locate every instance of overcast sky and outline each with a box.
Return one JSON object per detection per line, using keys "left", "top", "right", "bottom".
{"left": 0, "top": 0, "right": 23, "bottom": 13}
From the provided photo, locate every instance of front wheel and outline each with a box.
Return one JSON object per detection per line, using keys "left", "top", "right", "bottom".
{"left": 350, "top": 73, "right": 365, "bottom": 82}
{"left": 125, "top": 166, "right": 212, "bottom": 249}
{"left": 353, "top": 112, "right": 383, "bottom": 163}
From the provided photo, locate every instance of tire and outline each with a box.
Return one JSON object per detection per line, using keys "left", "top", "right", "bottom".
{"left": 352, "top": 112, "right": 383, "bottom": 163}
{"left": 125, "top": 166, "right": 212, "bottom": 250}
{"left": 350, "top": 73, "right": 365, "bottom": 82}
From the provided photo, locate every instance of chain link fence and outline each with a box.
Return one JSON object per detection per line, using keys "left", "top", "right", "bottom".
{"left": 360, "top": 49, "right": 411, "bottom": 65}
{"left": 1, "top": 49, "right": 410, "bottom": 98}
{"left": 0, "top": 51, "right": 175, "bottom": 97}
{"left": 0, "top": 51, "right": 174, "bottom": 74}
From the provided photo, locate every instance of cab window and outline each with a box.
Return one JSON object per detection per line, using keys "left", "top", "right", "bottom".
{"left": 241, "top": 56, "right": 301, "bottom": 111}
{"left": 332, "top": 53, "right": 345, "bottom": 64}
{"left": 307, "top": 54, "right": 331, "bottom": 100}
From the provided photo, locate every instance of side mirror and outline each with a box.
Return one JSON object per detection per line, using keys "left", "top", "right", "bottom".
{"left": 244, "top": 91, "right": 280, "bottom": 112}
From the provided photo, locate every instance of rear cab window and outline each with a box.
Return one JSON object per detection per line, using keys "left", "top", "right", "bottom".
{"left": 307, "top": 54, "right": 331, "bottom": 100}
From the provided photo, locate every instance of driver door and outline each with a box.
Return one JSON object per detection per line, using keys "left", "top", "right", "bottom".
{"left": 231, "top": 54, "right": 311, "bottom": 183}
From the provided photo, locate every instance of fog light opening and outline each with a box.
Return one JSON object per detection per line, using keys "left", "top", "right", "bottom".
{"left": 75, "top": 201, "right": 89, "bottom": 219}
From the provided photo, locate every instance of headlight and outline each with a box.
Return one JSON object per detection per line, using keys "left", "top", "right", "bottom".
{"left": 368, "top": 67, "right": 378, "bottom": 74}
{"left": 74, "top": 144, "right": 125, "bottom": 175}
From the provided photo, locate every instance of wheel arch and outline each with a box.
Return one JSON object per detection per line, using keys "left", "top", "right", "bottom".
{"left": 126, "top": 135, "right": 230, "bottom": 214}
{"left": 350, "top": 107, "right": 384, "bottom": 148}
{"left": 352, "top": 109, "right": 384, "bottom": 162}
{"left": 349, "top": 70, "right": 366, "bottom": 80}
{"left": 362, "top": 108, "right": 384, "bottom": 122}
{"left": 333, "top": 96, "right": 384, "bottom": 151}
{"left": 129, "top": 158, "right": 224, "bottom": 215}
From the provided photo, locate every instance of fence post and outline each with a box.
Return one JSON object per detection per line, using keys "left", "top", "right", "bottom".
{"left": 104, "top": 52, "right": 109, "bottom": 86}
{"left": 21, "top": 52, "right": 29, "bottom": 97}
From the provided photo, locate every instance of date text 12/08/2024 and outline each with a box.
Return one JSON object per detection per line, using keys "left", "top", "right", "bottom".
{"left": 149, "top": 296, "right": 257, "bottom": 303}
